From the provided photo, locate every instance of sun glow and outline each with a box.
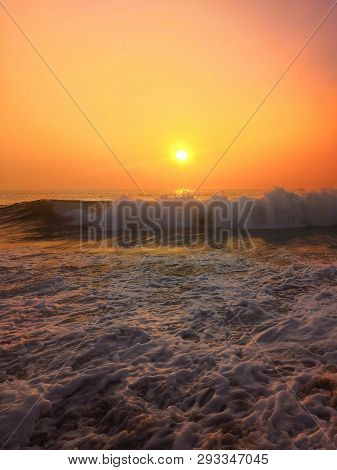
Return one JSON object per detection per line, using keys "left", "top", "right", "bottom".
{"left": 2, "top": 2, "right": 337, "bottom": 190}
{"left": 175, "top": 149, "right": 189, "bottom": 162}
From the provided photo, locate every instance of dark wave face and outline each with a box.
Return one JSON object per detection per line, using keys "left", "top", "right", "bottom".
{"left": 0, "top": 200, "right": 81, "bottom": 241}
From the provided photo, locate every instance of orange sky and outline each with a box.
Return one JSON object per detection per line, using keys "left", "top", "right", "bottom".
{"left": 1, "top": 0, "right": 337, "bottom": 191}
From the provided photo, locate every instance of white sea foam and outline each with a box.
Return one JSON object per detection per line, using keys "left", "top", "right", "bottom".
{"left": 1, "top": 239, "right": 337, "bottom": 449}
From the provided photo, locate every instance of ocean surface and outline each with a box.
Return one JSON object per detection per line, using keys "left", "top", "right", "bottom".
{"left": 0, "top": 188, "right": 337, "bottom": 449}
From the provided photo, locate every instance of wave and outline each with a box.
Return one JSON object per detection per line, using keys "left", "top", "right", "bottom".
{"left": 246, "top": 188, "right": 337, "bottom": 229}
{"left": 0, "top": 189, "right": 336, "bottom": 239}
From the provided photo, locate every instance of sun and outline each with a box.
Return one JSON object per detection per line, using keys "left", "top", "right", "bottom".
{"left": 175, "top": 149, "right": 189, "bottom": 162}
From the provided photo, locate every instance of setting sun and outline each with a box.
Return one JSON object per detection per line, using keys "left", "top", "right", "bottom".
{"left": 175, "top": 149, "right": 189, "bottom": 162}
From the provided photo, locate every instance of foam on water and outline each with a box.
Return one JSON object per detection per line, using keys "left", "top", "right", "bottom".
{"left": 1, "top": 188, "right": 336, "bottom": 448}
{"left": 1, "top": 237, "right": 337, "bottom": 449}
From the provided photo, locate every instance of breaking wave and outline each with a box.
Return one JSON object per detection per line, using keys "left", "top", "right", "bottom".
{"left": 0, "top": 189, "right": 336, "bottom": 239}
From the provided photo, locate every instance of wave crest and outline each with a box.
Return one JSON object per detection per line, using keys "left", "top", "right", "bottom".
{"left": 0, "top": 189, "right": 336, "bottom": 237}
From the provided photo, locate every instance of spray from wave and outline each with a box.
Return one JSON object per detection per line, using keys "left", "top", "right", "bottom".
{"left": 246, "top": 188, "right": 337, "bottom": 229}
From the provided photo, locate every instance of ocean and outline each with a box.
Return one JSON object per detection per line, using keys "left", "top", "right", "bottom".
{"left": 0, "top": 188, "right": 337, "bottom": 449}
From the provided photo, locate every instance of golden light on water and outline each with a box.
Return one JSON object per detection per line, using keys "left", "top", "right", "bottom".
{"left": 175, "top": 188, "right": 192, "bottom": 196}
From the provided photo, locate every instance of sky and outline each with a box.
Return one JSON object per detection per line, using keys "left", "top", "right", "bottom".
{"left": 1, "top": 0, "right": 337, "bottom": 191}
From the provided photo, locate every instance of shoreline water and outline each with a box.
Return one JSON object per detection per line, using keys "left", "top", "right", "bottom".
{"left": 1, "top": 188, "right": 337, "bottom": 449}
